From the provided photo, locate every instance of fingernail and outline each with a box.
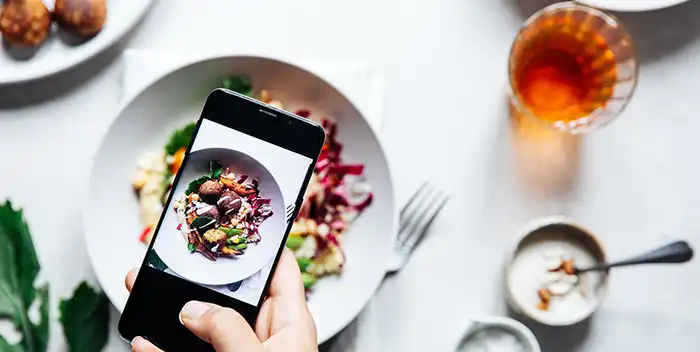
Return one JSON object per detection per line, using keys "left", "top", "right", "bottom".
{"left": 181, "top": 301, "right": 209, "bottom": 321}
{"left": 132, "top": 336, "right": 149, "bottom": 350}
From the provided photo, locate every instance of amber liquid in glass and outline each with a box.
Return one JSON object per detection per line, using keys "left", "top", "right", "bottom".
{"left": 512, "top": 17, "right": 618, "bottom": 124}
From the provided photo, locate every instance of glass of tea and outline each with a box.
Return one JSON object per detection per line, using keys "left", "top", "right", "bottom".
{"left": 508, "top": 2, "right": 638, "bottom": 133}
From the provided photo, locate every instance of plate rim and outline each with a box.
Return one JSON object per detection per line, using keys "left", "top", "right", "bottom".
{"left": 0, "top": 0, "right": 154, "bottom": 85}
{"left": 81, "top": 53, "right": 398, "bottom": 343}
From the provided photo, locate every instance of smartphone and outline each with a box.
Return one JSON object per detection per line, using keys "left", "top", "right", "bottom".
{"left": 119, "top": 89, "right": 325, "bottom": 351}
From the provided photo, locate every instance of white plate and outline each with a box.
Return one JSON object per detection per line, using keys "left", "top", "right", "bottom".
{"left": 0, "top": 0, "right": 152, "bottom": 84}
{"left": 578, "top": 0, "right": 689, "bottom": 11}
{"left": 154, "top": 148, "right": 286, "bottom": 286}
{"left": 83, "top": 55, "right": 397, "bottom": 343}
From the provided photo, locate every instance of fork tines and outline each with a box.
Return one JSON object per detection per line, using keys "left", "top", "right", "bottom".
{"left": 397, "top": 182, "right": 449, "bottom": 251}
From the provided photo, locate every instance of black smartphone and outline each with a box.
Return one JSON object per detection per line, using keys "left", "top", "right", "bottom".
{"left": 118, "top": 89, "right": 325, "bottom": 351}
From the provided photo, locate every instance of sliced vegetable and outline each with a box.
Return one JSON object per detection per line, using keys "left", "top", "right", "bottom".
{"left": 169, "top": 147, "right": 187, "bottom": 174}
{"left": 295, "top": 109, "right": 311, "bottom": 118}
{"left": 220, "top": 227, "right": 244, "bottom": 238}
{"left": 138, "top": 226, "right": 151, "bottom": 243}
{"left": 187, "top": 243, "right": 196, "bottom": 252}
{"left": 301, "top": 272, "right": 317, "bottom": 290}
{"left": 230, "top": 243, "right": 248, "bottom": 251}
{"left": 297, "top": 257, "right": 312, "bottom": 272}
{"left": 286, "top": 236, "right": 305, "bottom": 249}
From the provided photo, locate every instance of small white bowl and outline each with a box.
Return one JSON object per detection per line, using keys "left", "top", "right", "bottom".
{"left": 454, "top": 316, "right": 540, "bottom": 352}
{"left": 504, "top": 217, "right": 609, "bottom": 326}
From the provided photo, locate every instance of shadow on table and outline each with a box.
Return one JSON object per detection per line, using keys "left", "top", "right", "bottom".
{"left": 505, "top": 0, "right": 700, "bottom": 65}
{"left": 615, "top": 1, "right": 700, "bottom": 64}
{"left": 507, "top": 101, "right": 582, "bottom": 201}
{"left": 506, "top": 304, "right": 593, "bottom": 352}
{"left": 0, "top": 8, "right": 152, "bottom": 109}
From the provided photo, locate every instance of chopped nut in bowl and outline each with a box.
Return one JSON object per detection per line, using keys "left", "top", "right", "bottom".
{"left": 505, "top": 217, "right": 609, "bottom": 326}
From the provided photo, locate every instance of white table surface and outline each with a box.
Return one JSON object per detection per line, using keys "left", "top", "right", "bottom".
{"left": 1, "top": 0, "right": 700, "bottom": 351}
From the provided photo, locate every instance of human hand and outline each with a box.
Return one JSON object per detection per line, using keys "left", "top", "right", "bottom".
{"left": 125, "top": 248, "right": 317, "bottom": 351}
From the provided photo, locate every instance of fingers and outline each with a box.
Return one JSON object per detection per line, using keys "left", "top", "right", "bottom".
{"left": 131, "top": 337, "right": 163, "bottom": 352}
{"left": 267, "top": 248, "right": 306, "bottom": 301}
{"left": 180, "top": 301, "right": 264, "bottom": 352}
{"left": 125, "top": 268, "right": 138, "bottom": 292}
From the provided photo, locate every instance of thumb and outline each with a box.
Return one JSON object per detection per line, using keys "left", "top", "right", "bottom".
{"left": 180, "top": 301, "right": 264, "bottom": 352}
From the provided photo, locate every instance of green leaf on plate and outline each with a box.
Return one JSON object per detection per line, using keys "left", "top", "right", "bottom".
{"left": 0, "top": 200, "right": 50, "bottom": 352}
{"left": 59, "top": 282, "right": 109, "bottom": 352}
{"left": 187, "top": 243, "right": 196, "bottom": 253}
{"left": 185, "top": 175, "right": 211, "bottom": 195}
{"left": 164, "top": 123, "right": 196, "bottom": 156}
{"left": 191, "top": 217, "right": 217, "bottom": 233}
{"left": 222, "top": 76, "right": 253, "bottom": 96}
{"left": 209, "top": 161, "right": 223, "bottom": 180}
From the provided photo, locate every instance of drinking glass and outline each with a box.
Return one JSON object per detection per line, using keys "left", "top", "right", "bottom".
{"left": 508, "top": 2, "right": 638, "bottom": 134}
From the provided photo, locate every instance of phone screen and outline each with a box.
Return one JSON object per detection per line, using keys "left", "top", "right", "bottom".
{"left": 119, "top": 90, "right": 324, "bottom": 350}
{"left": 147, "top": 117, "right": 312, "bottom": 306}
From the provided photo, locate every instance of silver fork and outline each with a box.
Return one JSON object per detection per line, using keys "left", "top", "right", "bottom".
{"left": 387, "top": 182, "right": 450, "bottom": 273}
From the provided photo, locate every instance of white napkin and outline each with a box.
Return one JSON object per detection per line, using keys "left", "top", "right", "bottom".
{"left": 120, "top": 49, "right": 385, "bottom": 351}
{"left": 121, "top": 49, "right": 385, "bottom": 134}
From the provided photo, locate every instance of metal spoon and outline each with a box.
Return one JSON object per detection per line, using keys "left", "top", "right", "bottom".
{"left": 574, "top": 240, "right": 694, "bottom": 274}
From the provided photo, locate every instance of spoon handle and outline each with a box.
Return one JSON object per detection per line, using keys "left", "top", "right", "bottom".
{"left": 581, "top": 240, "right": 694, "bottom": 273}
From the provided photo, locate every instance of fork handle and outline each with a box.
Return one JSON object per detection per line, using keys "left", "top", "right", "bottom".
{"left": 386, "top": 249, "right": 409, "bottom": 274}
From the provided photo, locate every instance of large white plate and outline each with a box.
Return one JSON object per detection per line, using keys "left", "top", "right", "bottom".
{"left": 154, "top": 148, "right": 286, "bottom": 286}
{"left": 83, "top": 55, "right": 397, "bottom": 343}
{"left": 578, "top": 0, "right": 689, "bottom": 11}
{"left": 0, "top": 0, "right": 152, "bottom": 84}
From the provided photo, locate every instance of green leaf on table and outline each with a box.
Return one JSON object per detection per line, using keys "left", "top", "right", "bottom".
{"left": 146, "top": 249, "right": 168, "bottom": 271}
{"left": 0, "top": 200, "right": 50, "bottom": 352}
{"left": 164, "top": 122, "right": 196, "bottom": 156}
{"left": 209, "top": 160, "right": 223, "bottom": 180}
{"left": 59, "top": 282, "right": 109, "bottom": 352}
{"left": 185, "top": 175, "right": 211, "bottom": 195}
{"left": 222, "top": 76, "right": 253, "bottom": 96}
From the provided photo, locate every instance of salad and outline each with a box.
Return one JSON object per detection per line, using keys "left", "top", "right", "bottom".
{"left": 286, "top": 119, "right": 373, "bottom": 290}
{"left": 172, "top": 161, "right": 273, "bottom": 260}
{"left": 132, "top": 76, "right": 373, "bottom": 289}
{"left": 132, "top": 123, "right": 194, "bottom": 243}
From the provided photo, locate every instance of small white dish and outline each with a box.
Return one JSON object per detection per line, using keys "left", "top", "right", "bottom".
{"left": 82, "top": 55, "right": 397, "bottom": 343}
{"left": 578, "top": 0, "right": 689, "bottom": 11}
{"left": 454, "top": 316, "right": 540, "bottom": 352}
{"left": 0, "top": 0, "right": 152, "bottom": 84}
{"left": 505, "top": 217, "right": 609, "bottom": 326}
